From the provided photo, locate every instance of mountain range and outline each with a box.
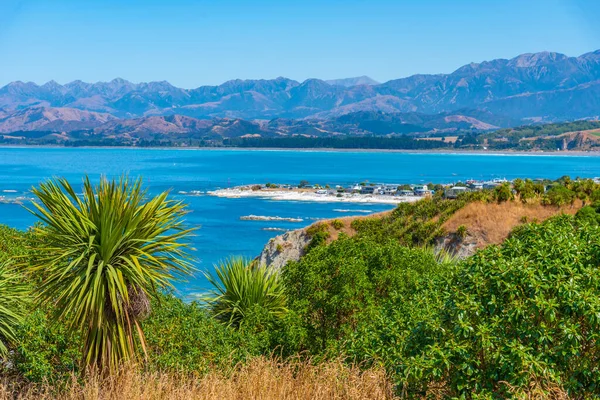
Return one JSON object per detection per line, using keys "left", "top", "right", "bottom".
{"left": 1, "top": 49, "right": 599, "bottom": 140}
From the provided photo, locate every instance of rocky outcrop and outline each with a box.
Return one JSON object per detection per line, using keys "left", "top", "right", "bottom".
{"left": 434, "top": 233, "right": 479, "bottom": 259}
{"left": 257, "top": 229, "right": 312, "bottom": 270}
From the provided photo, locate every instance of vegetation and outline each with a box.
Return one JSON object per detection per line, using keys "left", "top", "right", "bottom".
{"left": 3, "top": 175, "right": 600, "bottom": 398}
{"left": 0, "top": 261, "right": 29, "bottom": 356}
{"left": 202, "top": 258, "right": 287, "bottom": 328}
{"left": 26, "top": 176, "right": 194, "bottom": 372}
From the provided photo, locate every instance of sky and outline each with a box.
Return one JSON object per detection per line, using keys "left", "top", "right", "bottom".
{"left": 1, "top": 0, "right": 599, "bottom": 88}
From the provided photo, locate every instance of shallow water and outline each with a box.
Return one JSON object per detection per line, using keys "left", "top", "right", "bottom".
{"left": 1, "top": 147, "right": 599, "bottom": 295}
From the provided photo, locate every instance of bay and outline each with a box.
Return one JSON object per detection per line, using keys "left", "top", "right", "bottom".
{"left": 1, "top": 147, "right": 599, "bottom": 296}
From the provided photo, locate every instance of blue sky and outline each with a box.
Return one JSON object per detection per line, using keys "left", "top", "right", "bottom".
{"left": 1, "top": 0, "right": 599, "bottom": 87}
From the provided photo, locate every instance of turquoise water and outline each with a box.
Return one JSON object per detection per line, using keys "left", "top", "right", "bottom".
{"left": 1, "top": 147, "right": 599, "bottom": 295}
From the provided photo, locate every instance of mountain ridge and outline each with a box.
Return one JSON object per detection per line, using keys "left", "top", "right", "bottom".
{"left": 1, "top": 49, "right": 599, "bottom": 135}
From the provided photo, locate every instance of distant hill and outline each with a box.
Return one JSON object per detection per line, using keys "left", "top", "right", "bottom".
{"left": 0, "top": 107, "right": 508, "bottom": 146}
{"left": 1, "top": 49, "right": 599, "bottom": 123}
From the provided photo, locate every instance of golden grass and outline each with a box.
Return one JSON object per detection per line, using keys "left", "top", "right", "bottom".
{"left": 321, "top": 210, "right": 392, "bottom": 243}
{"left": 442, "top": 200, "right": 581, "bottom": 247}
{"left": 0, "top": 357, "right": 397, "bottom": 400}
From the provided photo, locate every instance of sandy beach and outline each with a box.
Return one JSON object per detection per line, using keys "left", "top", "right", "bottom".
{"left": 207, "top": 188, "right": 421, "bottom": 204}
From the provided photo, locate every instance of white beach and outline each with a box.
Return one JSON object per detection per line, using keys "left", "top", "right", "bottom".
{"left": 207, "top": 188, "right": 421, "bottom": 204}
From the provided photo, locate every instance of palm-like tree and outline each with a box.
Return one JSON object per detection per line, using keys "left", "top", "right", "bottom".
{"left": 202, "top": 257, "right": 287, "bottom": 327}
{"left": 0, "top": 260, "right": 29, "bottom": 356}
{"left": 28, "top": 176, "right": 194, "bottom": 371}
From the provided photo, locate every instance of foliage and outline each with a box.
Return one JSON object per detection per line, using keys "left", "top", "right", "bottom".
{"left": 202, "top": 258, "right": 287, "bottom": 328}
{"left": 141, "top": 292, "right": 266, "bottom": 374}
{"left": 350, "top": 193, "right": 480, "bottom": 246}
{"left": 492, "top": 182, "right": 514, "bottom": 202}
{"left": 0, "top": 261, "right": 29, "bottom": 356}
{"left": 282, "top": 236, "right": 444, "bottom": 354}
{"left": 10, "top": 308, "right": 81, "bottom": 382}
{"left": 403, "top": 216, "right": 600, "bottom": 396}
{"left": 26, "top": 176, "right": 194, "bottom": 371}
{"left": 305, "top": 222, "right": 330, "bottom": 251}
{"left": 455, "top": 224, "right": 468, "bottom": 239}
{"left": 575, "top": 205, "right": 600, "bottom": 225}
{"left": 512, "top": 178, "right": 544, "bottom": 203}
{"left": 542, "top": 185, "right": 576, "bottom": 206}
{"left": 330, "top": 219, "right": 344, "bottom": 230}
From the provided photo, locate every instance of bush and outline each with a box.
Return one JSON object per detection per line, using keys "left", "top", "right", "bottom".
{"left": 282, "top": 236, "right": 443, "bottom": 354}
{"left": 543, "top": 185, "right": 576, "bottom": 206}
{"left": 455, "top": 224, "right": 468, "bottom": 239}
{"left": 10, "top": 308, "right": 81, "bottom": 382}
{"left": 575, "top": 206, "right": 600, "bottom": 226}
{"left": 493, "top": 182, "right": 514, "bottom": 202}
{"left": 330, "top": 219, "right": 344, "bottom": 230}
{"left": 407, "top": 216, "right": 600, "bottom": 396}
{"left": 141, "top": 293, "right": 268, "bottom": 374}
{"left": 305, "top": 223, "right": 330, "bottom": 251}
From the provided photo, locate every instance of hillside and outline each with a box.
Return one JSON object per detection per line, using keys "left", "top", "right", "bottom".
{"left": 0, "top": 108, "right": 508, "bottom": 146}
{"left": 259, "top": 190, "right": 585, "bottom": 269}
{"left": 482, "top": 119, "right": 600, "bottom": 151}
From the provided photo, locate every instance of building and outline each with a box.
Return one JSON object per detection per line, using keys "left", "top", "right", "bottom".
{"left": 360, "top": 186, "right": 376, "bottom": 195}
{"left": 445, "top": 186, "right": 468, "bottom": 199}
{"left": 413, "top": 184, "right": 431, "bottom": 197}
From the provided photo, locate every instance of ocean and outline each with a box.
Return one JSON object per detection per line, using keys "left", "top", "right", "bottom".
{"left": 1, "top": 147, "right": 599, "bottom": 296}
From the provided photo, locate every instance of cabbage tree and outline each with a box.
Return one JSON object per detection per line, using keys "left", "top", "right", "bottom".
{"left": 202, "top": 257, "right": 287, "bottom": 327}
{"left": 28, "top": 176, "right": 194, "bottom": 371}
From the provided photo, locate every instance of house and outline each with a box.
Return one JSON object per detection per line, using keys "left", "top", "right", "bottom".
{"left": 382, "top": 186, "right": 397, "bottom": 195}
{"left": 360, "top": 186, "right": 375, "bottom": 195}
{"left": 397, "top": 190, "right": 415, "bottom": 197}
{"left": 445, "top": 186, "right": 468, "bottom": 199}
{"left": 413, "top": 184, "right": 431, "bottom": 197}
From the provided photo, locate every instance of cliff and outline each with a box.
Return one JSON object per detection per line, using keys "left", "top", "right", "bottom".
{"left": 257, "top": 200, "right": 582, "bottom": 269}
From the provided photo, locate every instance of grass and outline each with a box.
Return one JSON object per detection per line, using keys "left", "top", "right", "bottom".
{"left": 442, "top": 199, "right": 582, "bottom": 247}
{"left": 0, "top": 358, "right": 396, "bottom": 400}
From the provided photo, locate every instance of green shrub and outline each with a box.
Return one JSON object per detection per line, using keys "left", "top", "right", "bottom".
{"left": 575, "top": 206, "right": 600, "bottom": 226}
{"left": 0, "top": 260, "right": 30, "bottom": 357}
{"left": 305, "top": 223, "right": 330, "bottom": 251}
{"left": 455, "top": 224, "right": 468, "bottom": 239}
{"left": 407, "top": 216, "right": 600, "bottom": 396}
{"left": 331, "top": 219, "right": 344, "bottom": 230}
{"left": 493, "top": 182, "right": 514, "bottom": 202}
{"left": 283, "top": 236, "right": 443, "bottom": 354}
{"left": 10, "top": 308, "right": 80, "bottom": 382}
{"left": 543, "top": 185, "right": 576, "bottom": 206}
{"left": 141, "top": 293, "right": 267, "bottom": 374}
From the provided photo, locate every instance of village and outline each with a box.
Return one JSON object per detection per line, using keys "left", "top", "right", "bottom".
{"left": 244, "top": 178, "right": 514, "bottom": 200}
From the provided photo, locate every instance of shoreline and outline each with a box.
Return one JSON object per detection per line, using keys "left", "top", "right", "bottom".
{"left": 208, "top": 188, "right": 420, "bottom": 205}
{"left": 0, "top": 144, "right": 599, "bottom": 156}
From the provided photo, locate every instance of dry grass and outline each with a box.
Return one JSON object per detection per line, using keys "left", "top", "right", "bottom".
{"left": 320, "top": 210, "right": 392, "bottom": 243}
{"left": 0, "top": 357, "right": 397, "bottom": 400}
{"left": 443, "top": 200, "right": 581, "bottom": 248}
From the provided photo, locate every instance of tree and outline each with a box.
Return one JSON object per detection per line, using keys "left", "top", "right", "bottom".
{"left": 493, "top": 182, "right": 514, "bottom": 202}
{"left": 27, "top": 176, "right": 194, "bottom": 371}
{"left": 543, "top": 185, "right": 575, "bottom": 207}
{"left": 299, "top": 180, "right": 310, "bottom": 188}
{"left": 202, "top": 257, "right": 287, "bottom": 328}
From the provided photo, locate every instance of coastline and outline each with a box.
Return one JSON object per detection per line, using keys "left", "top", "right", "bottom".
{"left": 208, "top": 188, "right": 420, "bottom": 205}
{"left": 0, "top": 144, "right": 599, "bottom": 157}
